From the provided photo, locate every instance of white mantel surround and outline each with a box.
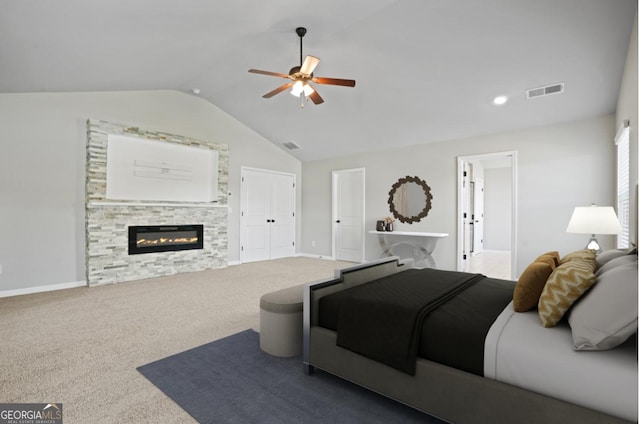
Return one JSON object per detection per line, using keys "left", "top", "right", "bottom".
{"left": 85, "top": 119, "right": 229, "bottom": 286}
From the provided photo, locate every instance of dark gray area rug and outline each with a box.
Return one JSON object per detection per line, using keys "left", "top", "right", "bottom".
{"left": 137, "top": 329, "right": 446, "bottom": 424}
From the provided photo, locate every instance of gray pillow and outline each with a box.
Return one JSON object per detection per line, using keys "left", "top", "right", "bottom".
{"left": 596, "top": 249, "right": 629, "bottom": 268}
{"left": 568, "top": 262, "right": 638, "bottom": 350}
{"left": 596, "top": 254, "right": 637, "bottom": 276}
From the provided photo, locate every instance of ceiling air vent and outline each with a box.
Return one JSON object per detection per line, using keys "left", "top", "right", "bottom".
{"left": 282, "top": 141, "right": 302, "bottom": 150}
{"left": 526, "top": 82, "right": 564, "bottom": 100}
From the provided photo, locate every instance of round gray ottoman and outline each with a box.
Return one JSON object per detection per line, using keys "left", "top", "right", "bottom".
{"left": 259, "top": 284, "right": 304, "bottom": 357}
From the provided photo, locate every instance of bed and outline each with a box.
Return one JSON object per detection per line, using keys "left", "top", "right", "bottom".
{"left": 303, "top": 251, "right": 637, "bottom": 424}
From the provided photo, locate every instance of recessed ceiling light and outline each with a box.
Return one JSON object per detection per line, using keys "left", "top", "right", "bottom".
{"left": 493, "top": 95, "right": 508, "bottom": 105}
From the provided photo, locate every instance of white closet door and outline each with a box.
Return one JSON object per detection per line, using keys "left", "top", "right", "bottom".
{"left": 241, "top": 168, "right": 296, "bottom": 263}
{"left": 269, "top": 172, "right": 295, "bottom": 259}
{"left": 241, "top": 169, "right": 272, "bottom": 262}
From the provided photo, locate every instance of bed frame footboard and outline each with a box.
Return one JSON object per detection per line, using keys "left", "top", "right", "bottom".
{"left": 303, "top": 256, "right": 411, "bottom": 371}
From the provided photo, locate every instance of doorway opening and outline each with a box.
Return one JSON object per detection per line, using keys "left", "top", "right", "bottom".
{"left": 457, "top": 152, "right": 517, "bottom": 280}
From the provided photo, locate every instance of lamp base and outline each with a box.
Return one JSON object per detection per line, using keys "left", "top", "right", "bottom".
{"left": 585, "top": 234, "right": 602, "bottom": 255}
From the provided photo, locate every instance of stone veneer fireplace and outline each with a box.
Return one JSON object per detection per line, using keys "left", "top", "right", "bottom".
{"left": 85, "top": 119, "right": 229, "bottom": 286}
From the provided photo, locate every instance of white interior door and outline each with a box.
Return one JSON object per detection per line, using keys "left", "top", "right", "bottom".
{"left": 241, "top": 168, "right": 295, "bottom": 263}
{"left": 333, "top": 168, "right": 365, "bottom": 262}
{"left": 462, "top": 162, "right": 472, "bottom": 270}
{"left": 472, "top": 177, "right": 484, "bottom": 255}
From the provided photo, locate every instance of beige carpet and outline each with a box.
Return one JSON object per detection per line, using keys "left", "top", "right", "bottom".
{"left": 0, "top": 257, "right": 353, "bottom": 424}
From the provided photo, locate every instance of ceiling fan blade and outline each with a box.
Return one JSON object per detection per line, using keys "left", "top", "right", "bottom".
{"left": 313, "top": 77, "right": 356, "bottom": 87}
{"left": 300, "top": 56, "right": 320, "bottom": 75}
{"left": 308, "top": 87, "right": 324, "bottom": 105}
{"left": 262, "top": 82, "right": 294, "bottom": 98}
{"left": 249, "top": 69, "right": 290, "bottom": 79}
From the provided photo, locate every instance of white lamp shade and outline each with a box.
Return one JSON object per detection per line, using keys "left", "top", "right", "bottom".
{"left": 566, "top": 206, "right": 622, "bottom": 235}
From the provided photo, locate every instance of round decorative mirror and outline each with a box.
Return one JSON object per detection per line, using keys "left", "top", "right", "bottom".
{"left": 387, "top": 176, "right": 433, "bottom": 223}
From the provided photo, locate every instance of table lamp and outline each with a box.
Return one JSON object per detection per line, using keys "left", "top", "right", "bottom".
{"left": 566, "top": 205, "right": 622, "bottom": 254}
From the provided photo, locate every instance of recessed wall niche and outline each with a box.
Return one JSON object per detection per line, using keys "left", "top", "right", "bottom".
{"left": 85, "top": 119, "right": 229, "bottom": 286}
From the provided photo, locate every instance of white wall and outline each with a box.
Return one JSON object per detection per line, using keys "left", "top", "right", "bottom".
{"left": 483, "top": 167, "right": 512, "bottom": 251}
{"left": 0, "top": 90, "right": 300, "bottom": 292}
{"left": 301, "top": 115, "right": 616, "bottom": 276}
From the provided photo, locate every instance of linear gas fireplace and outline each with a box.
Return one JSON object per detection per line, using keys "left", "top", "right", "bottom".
{"left": 128, "top": 225, "right": 204, "bottom": 255}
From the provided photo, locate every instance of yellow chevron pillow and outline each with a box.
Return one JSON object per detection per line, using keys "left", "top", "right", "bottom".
{"left": 560, "top": 249, "right": 596, "bottom": 266}
{"left": 538, "top": 258, "right": 597, "bottom": 327}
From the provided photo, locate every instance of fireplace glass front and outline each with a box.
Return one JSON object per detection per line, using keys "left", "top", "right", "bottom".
{"left": 128, "top": 225, "right": 204, "bottom": 255}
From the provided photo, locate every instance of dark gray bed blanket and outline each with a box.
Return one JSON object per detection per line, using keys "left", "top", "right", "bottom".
{"left": 334, "top": 268, "right": 486, "bottom": 375}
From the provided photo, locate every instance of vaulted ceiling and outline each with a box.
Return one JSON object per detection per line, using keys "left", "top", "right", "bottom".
{"left": 1, "top": 0, "right": 636, "bottom": 161}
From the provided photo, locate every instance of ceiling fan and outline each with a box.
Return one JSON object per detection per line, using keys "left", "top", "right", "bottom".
{"left": 248, "top": 27, "right": 356, "bottom": 106}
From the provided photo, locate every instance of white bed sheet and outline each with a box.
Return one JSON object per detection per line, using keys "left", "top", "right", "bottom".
{"left": 484, "top": 301, "right": 638, "bottom": 422}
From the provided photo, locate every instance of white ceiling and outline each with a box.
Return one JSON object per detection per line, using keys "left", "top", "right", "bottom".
{"left": 1, "top": 0, "right": 636, "bottom": 161}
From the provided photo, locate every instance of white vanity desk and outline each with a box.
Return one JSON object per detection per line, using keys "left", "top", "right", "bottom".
{"left": 368, "top": 231, "right": 449, "bottom": 268}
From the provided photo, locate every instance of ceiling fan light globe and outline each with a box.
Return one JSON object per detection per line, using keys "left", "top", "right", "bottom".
{"left": 291, "top": 80, "right": 304, "bottom": 96}
{"left": 303, "top": 83, "right": 315, "bottom": 96}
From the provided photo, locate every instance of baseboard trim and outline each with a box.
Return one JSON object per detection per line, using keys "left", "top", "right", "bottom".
{"left": 297, "top": 253, "right": 336, "bottom": 260}
{"left": 230, "top": 255, "right": 341, "bottom": 266}
{"left": 0, "top": 280, "right": 87, "bottom": 299}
